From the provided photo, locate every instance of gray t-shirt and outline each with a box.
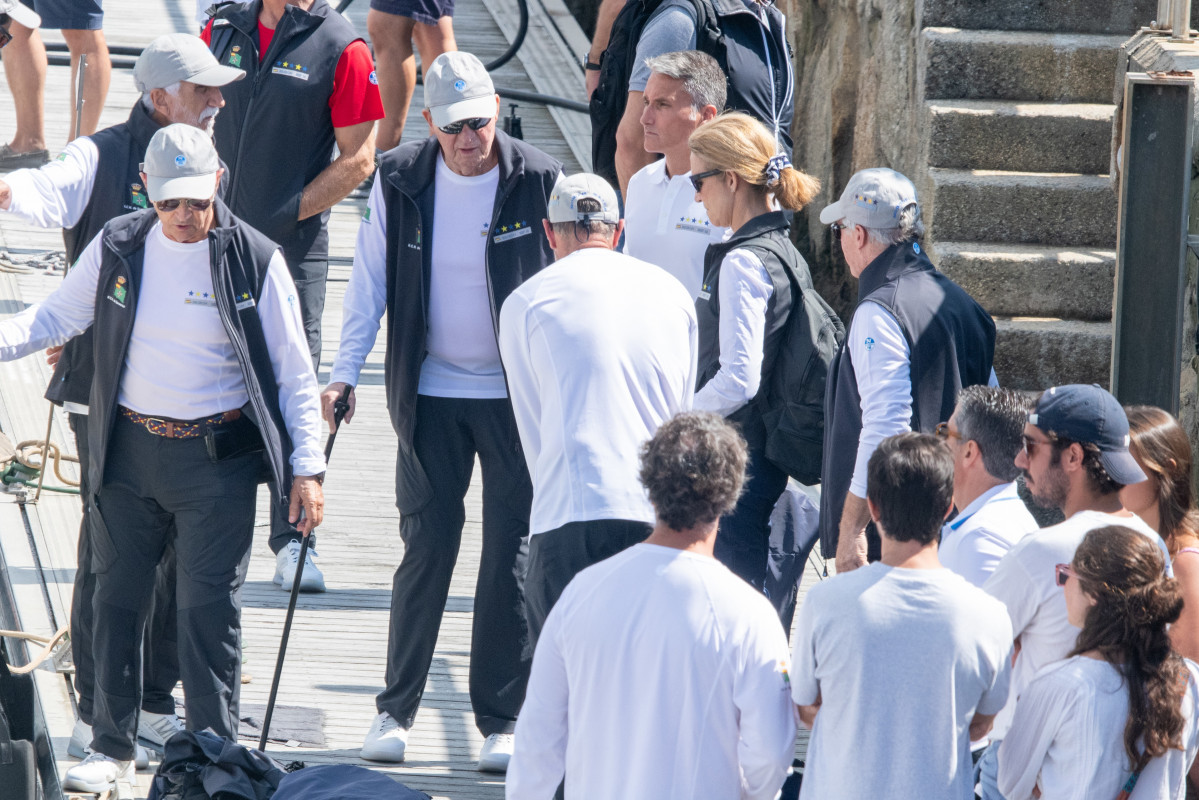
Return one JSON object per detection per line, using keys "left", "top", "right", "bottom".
{"left": 791, "top": 563, "right": 1014, "bottom": 800}
{"left": 628, "top": 0, "right": 698, "bottom": 92}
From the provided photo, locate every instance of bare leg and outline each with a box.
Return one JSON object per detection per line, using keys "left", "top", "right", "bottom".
{"left": 412, "top": 17, "right": 456, "bottom": 85}
{"left": 62, "top": 29, "right": 111, "bottom": 141}
{"left": 367, "top": 9, "right": 418, "bottom": 153}
{"left": 0, "top": 21, "right": 46, "bottom": 153}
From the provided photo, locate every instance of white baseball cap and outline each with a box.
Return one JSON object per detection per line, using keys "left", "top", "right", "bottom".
{"left": 423, "top": 51, "right": 497, "bottom": 129}
{"left": 819, "top": 167, "right": 919, "bottom": 229}
{"left": 141, "top": 124, "right": 221, "bottom": 202}
{"left": 133, "top": 33, "right": 245, "bottom": 93}
{"left": 547, "top": 173, "right": 620, "bottom": 224}
{"left": 0, "top": 0, "right": 41, "bottom": 29}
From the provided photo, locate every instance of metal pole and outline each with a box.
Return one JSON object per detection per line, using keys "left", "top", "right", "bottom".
{"left": 1156, "top": 0, "right": 1173, "bottom": 28}
{"left": 74, "top": 53, "right": 87, "bottom": 139}
{"left": 1172, "top": 0, "right": 1194, "bottom": 40}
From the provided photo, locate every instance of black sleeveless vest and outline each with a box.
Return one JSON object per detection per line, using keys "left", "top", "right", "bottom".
{"left": 818, "top": 242, "right": 996, "bottom": 555}
{"left": 208, "top": 0, "right": 359, "bottom": 265}
{"left": 695, "top": 211, "right": 798, "bottom": 450}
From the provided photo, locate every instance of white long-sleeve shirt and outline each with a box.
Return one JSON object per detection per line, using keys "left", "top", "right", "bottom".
{"left": 499, "top": 247, "right": 697, "bottom": 535}
{"left": 3, "top": 137, "right": 101, "bottom": 229}
{"left": 328, "top": 175, "right": 388, "bottom": 388}
{"left": 847, "top": 301, "right": 1000, "bottom": 498}
{"left": 0, "top": 225, "right": 325, "bottom": 476}
{"left": 508, "top": 543, "right": 797, "bottom": 800}
{"left": 693, "top": 247, "right": 773, "bottom": 417}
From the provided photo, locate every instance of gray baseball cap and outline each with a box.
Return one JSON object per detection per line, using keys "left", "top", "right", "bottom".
{"left": 0, "top": 0, "right": 40, "bottom": 29}
{"left": 819, "top": 167, "right": 919, "bottom": 229}
{"left": 547, "top": 173, "right": 620, "bottom": 224}
{"left": 133, "top": 33, "right": 245, "bottom": 93}
{"left": 141, "top": 124, "right": 221, "bottom": 202}
{"left": 423, "top": 51, "right": 497, "bottom": 129}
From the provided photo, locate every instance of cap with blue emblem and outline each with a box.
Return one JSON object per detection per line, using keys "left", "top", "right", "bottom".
{"left": 819, "top": 167, "right": 919, "bottom": 230}
{"left": 423, "top": 51, "right": 497, "bottom": 129}
{"left": 140, "top": 124, "right": 221, "bottom": 202}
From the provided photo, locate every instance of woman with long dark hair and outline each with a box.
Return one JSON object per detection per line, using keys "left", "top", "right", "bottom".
{"left": 998, "top": 525, "right": 1199, "bottom": 799}
{"left": 1122, "top": 405, "right": 1199, "bottom": 661}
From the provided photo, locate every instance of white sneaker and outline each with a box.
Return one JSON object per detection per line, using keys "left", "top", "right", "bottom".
{"left": 63, "top": 752, "right": 133, "bottom": 793}
{"left": 477, "top": 732, "right": 515, "bottom": 773}
{"left": 137, "top": 710, "right": 184, "bottom": 749}
{"left": 273, "top": 539, "right": 326, "bottom": 592}
{"left": 69, "top": 719, "right": 150, "bottom": 770}
{"left": 360, "top": 712, "right": 408, "bottom": 763}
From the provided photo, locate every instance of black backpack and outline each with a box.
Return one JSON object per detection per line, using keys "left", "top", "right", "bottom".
{"left": 589, "top": 0, "right": 795, "bottom": 186}
{"left": 745, "top": 239, "right": 845, "bottom": 485}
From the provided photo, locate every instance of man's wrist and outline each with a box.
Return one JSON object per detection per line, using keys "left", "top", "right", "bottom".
{"left": 297, "top": 471, "right": 326, "bottom": 485}
{"left": 584, "top": 54, "right": 602, "bottom": 70}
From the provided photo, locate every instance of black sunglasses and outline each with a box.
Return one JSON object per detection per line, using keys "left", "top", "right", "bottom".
{"left": 154, "top": 197, "right": 214, "bottom": 213}
{"left": 438, "top": 117, "right": 492, "bottom": 135}
{"left": 689, "top": 169, "right": 722, "bottom": 193}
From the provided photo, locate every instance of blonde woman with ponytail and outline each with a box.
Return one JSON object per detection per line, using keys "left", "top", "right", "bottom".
{"left": 686, "top": 112, "right": 820, "bottom": 603}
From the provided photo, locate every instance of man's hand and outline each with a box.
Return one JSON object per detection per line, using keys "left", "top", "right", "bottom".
{"left": 45, "top": 344, "right": 64, "bottom": 368}
{"left": 321, "top": 382, "right": 356, "bottom": 433}
{"left": 289, "top": 474, "right": 325, "bottom": 537}
{"left": 835, "top": 492, "right": 871, "bottom": 573}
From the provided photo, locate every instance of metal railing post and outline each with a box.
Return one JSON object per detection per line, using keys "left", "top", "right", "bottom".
{"left": 1172, "top": 0, "right": 1194, "bottom": 40}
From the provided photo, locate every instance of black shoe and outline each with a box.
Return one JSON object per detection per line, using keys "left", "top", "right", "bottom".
{"left": 0, "top": 144, "right": 50, "bottom": 170}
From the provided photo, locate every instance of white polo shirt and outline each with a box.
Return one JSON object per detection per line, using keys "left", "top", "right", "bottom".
{"left": 624, "top": 158, "right": 727, "bottom": 299}
{"left": 499, "top": 247, "right": 698, "bottom": 535}
{"left": 940, "top": 481, "right": 1038, "bottom": 589}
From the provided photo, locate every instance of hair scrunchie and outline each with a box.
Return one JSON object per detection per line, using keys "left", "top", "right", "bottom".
{"left": 763, "top": 153, "right": 792, "bottom": 187}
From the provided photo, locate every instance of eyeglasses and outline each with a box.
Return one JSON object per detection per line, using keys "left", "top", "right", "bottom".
{"left": 438, "top": 117, "right": 492, "bottom": 135}
{"left": 1022, "top": 433, "right": 1053, "bottom": 458}
{"left": 1055, "top": 563, "right": 1077, "bottom": 587}
{"left": 689, "top": 169, "right": 722, "bottom": 193}
{"left": 153, "top": 197, "right": 214, "bottom": 213}
{"left": 934, "top": 422, "right": 962, "bottom": 443}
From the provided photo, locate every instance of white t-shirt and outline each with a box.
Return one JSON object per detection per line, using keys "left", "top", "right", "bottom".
{"left": 940, "top": 481, "right": 1038, "bottom": 589}
{"left": 623, "top": 159, "right": 726, "bottom": 298}
{"left": 791, "top": 563, "right": 1013, "bottom": 800}
{"left": 508, "top": 543, "right": 796, "bottom": 800}
{"left": 418, "top": 155, "right": 507, "bottom": 398}
{"left": 999, "top": 657, "right": 1199, "bottom": 800}
{"left": 498, "top": 248, "right": 697, "bottom": 535}
{"left": 983, "top": 509, "right": 1170, "bottom": 740}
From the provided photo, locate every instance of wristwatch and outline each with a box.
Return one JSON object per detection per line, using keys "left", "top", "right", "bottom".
{"left": 584, "top": 56, "right": 602, "bottom": 70}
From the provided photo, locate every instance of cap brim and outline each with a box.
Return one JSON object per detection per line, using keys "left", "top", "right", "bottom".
{"left": 1099, "top": 449, "right": 1148, "bottom": 486}
{"left": 147, "top": 172, "right": 218, "bottom": 202}
{"left": 4, "top": 4, "right": 41, "bottom": 28}
{"left": 186, "top": 63, "right": 246, "bottom": 87}
{"left": 819, "top": 198, "right": 849, "bottom": 225}
{"left": 429, "top": 95, "right": 497, "bottom": 129}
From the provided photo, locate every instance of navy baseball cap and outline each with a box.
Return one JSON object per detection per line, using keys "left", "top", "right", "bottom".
{"left": 1028, "top": 384, "right": 1146, "bottom": 486}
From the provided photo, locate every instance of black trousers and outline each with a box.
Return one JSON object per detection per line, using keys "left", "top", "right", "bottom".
{"left": 68, "top": 413, "right": 179, "bottom": 724}
{"left": 376, "top": 395, "right": 532, "bottom": 736}
{"left": 524, "top": 519, "right": 652, "bottom": 652}
{"left": 89, "top": 417, "right": 257, "bottom": 759}
{"left": 714, "top": 445, "right": 788, "bottom": 594}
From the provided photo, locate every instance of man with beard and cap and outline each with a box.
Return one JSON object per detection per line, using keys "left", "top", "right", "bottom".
{"left": 978, "top": 384, "right": 1171, "bottom": 800}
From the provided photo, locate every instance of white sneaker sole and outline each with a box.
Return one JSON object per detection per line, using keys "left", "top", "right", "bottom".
{"left": 273, "top": 568, "right": 326, "bottom": 592}
{"left": 360, "top": 744, "right": 406, "bottom": 763}
{"left": 477, "top": 754, "right": 510, "bottom": 773}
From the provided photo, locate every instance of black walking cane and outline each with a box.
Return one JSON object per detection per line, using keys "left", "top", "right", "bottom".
{"left": 258, "top": 385, "right": 352, "bottom": 751}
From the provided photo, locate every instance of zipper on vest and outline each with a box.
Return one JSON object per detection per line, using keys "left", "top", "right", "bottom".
{"left": 484, "top": 177, "right": 519, "bottom": 340}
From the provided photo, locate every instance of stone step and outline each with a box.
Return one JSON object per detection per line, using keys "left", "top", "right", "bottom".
{"left": 928, "top": 168, "right": 1117, "bottom": 248}
{"left": 921, "top": 0, "right": 1167, "bottom": 35}
{"left": 922, "top": 28, "right": 1127, "bottom": 103}
{"left": 927, "top": 100, "right": 1113, "bottom": 173}
{"left": 929, "top": 241, "right": 1114, "bottom": 321}
{"left": 993, "top": 318, "right": 1111, "bottom": 391}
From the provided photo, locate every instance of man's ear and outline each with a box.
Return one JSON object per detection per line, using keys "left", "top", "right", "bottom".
{"left": 866, "top": 496, "right": 881, "bottom": 524}
{"left": 542, "top": 219, "right": 557, "bottom": 250}
{"left": 962, "top": 439, "right": 980, "bottom": 466}
{"left": 611, "top": 219, "right": 625, "bottom": 249}
{"left": 699, "top": 104, "right": 719, "bottom": 123}
{"left": 422, "top": 108, "right": 435, "bottom": 136}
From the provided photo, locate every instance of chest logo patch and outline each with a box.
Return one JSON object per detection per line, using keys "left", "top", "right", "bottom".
{"left": 675, "top": 215, "right": 711, "bottom": 235}
{"left": 229, "top": 46, "right": 242, "bottom": 67}
{"left": 130, "top": 183, "right": 149, "bottom": 209}
{"left": 235, "top": 291, "right": 255, "bottom": 311}
{"left": 864, "top": 336, "right": 875, "bottom": 352}
{"left": 369, "top": 70, "right": 378, "bottom": 85}
{"left": 272, "top": 61, "right": 310, "bottom": 81}
{"left": 108, "top": 276, "right": 127, "bottom": 308}
{"left": 185, "top": 290, "right": 217, "bottom": 307}
{"left": 493, "top": 221, "right": 531, "bottom": 243}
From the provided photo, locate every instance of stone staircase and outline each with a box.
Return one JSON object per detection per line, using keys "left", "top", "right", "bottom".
{"left": 915, "top": 1, "right": 1169, "bottom": 390}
